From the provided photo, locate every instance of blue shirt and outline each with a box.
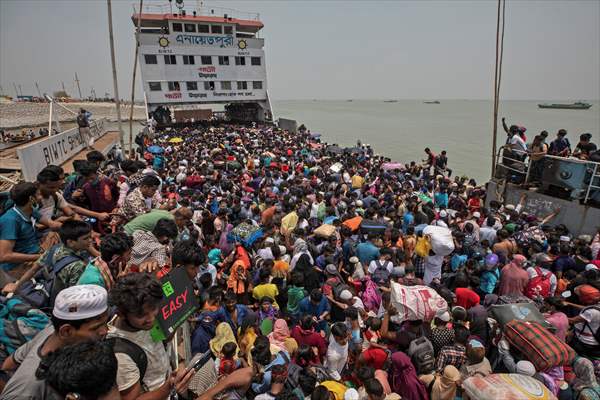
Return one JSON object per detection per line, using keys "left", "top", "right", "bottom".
{"left": 0, "top": 207, "right": 41, "bottom": 271}
{"left": 434, "top": 192, "right": 449, "bottom": 208}
{"left": 402, "top": 212, "right": 415, "bottom": 233}
{"left": 298, "top": 296, "right": 331, "bottom": 319}
{"left": 356, "top": 241, "right": 380, "bottom": 265}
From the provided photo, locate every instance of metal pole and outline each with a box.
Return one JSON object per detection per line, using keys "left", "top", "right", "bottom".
{"left": 75, "top": 72, "right": 83, "bottom": 99}
{"left": 18, "top": 85, "right": 23, "bottom": 97}
{"left": 491, "top": 0, "right": 501, "bottom": 178}
{"left": 35, "top": 82, "right": 42, "bottom": 97}
{"left": 107, "top": 0, "right": 124, "bottom": 147}
{"left": 12, "top": 83, "right": 18, "bottom": 97}
{"left": 48, "top": 99, "right": 54, "bottom": 137}
{"left": 129, "top": 0, "right": 144, "bottom": 158}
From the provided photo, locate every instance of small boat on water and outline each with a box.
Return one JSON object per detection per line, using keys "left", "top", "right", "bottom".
{"left": 383, "top": 100, "right": 398, "bottom": 103}
{"left": 538, "top": 102, "right": 592, "bottom": 110}
{"left": 424, "top": 100, "right": 440, "bottom": 104}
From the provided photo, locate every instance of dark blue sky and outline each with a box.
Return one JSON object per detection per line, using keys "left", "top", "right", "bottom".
{"left": 1, "top": 0, "right": 598, "bottom": 100}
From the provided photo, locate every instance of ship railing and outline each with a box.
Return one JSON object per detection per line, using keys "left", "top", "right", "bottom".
{"left": 134, "top": 4, "right": 260, "bottom": 21}
{"left": 495, "top": 145, "right": 600, "bottom": 204}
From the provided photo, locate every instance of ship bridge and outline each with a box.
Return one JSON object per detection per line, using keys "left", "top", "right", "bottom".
{"left": 132, "top": 3, "right": 272, "bottom": 122}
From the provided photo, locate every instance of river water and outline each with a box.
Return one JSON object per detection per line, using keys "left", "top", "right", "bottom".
{"left": 272, "top": 100, "right": 600, "bottom": 183}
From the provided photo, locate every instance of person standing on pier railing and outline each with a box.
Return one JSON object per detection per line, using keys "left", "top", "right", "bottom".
{"left": 77, "top": 108, "right": 92, "bottom": 150}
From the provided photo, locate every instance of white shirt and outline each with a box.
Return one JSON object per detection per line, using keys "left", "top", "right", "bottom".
{"left": 575, "top": 308, "right": 600, "bottom": 346}
{"left": 480, "top": 226, "right": 498, "bottom": 244}
{"left": 424, "top": 255, "right": 444, "bottom": 285}
{"left": 510, "top": 134, "right": 527, "bottom": 152}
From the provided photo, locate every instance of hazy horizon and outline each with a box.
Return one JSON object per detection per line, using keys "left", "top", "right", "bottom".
{"left": 1, "top": 0, "right": 598, "bottom": 101}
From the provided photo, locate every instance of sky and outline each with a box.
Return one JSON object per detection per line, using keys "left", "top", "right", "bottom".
{"left": 0, "top": 0, "right": 599, "bottom": 101}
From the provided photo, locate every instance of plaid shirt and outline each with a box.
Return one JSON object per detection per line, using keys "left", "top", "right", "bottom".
{"left": 413, "top": 255, "right": 425, "bottom": 278}
{"left": 436, "top": 344, "right": 466, "bottom": 371}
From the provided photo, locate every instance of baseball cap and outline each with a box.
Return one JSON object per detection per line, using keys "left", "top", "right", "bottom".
{"left": 435, "top": 309, "right": 450, "bottom": 322}
{"left": 53, "top": 285, "right": 108, "bottom": 321}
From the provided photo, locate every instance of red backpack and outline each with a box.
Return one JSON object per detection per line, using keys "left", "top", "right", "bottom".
{"left": 525, "top": 267, "right": 552, "bottom": 299}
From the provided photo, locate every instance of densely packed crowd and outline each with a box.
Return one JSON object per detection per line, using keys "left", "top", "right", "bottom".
{"left": 0, "top": 122, "right": 599, "bottom": 400}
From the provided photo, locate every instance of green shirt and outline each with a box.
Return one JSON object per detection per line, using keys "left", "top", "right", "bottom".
{"left": 123, "top": 209, "right": 174, "bottom": 235}
{"left": 77, "top": 262, "right": 107, "bottom": 288}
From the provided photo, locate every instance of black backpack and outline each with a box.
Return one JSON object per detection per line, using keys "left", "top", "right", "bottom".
{"left": 108, "top": 337, "right": 147, "bottom": 382}
{"left": 407, "top": 336, "right": 436, "bottom": 375}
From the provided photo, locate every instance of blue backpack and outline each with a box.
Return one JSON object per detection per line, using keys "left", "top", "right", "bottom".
{"left": 17, "top": 245, "right": 86, "bottom": 310}
{"left": 0, "top": 296, "right": 49, "bottom": 362}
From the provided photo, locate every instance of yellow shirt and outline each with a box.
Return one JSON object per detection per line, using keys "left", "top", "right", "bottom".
{"left": 321, "top": 381, "right": 348, "bottom": 400}
{"left": 351, "top": 175, "right": 364, "bottom": 189}
{"left": 252, "top": 283, "right": 279, "bottom": 308}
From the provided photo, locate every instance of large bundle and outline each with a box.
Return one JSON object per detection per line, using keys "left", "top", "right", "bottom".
{"left": 314, "top": 224, "right": 336, "bottom": 238}
{"left": 390, "top": 282, "right": 447, "bottom": 322}
{"left": 423, "top": 225, "right": 454, "bottom": 256}
{"left": 462, "top": 374, "right": 557, "bottom": 400}
{"left": 505, "top": 320, "right": 576, "bottom": 371}
{"left": 489, "top": 303, "right": 547, "bottom": 327}
{"left": 342, "top": 216, "right": 362, "bottom": 232}
{"left": 227, "top": 222, "right": 263, "bottom": 248}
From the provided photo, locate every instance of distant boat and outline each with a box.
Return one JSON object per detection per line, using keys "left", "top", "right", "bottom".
{"left": 384, "top": 100, "right": 398, "bottom": 103}
{"left": 424, "top": 100, "right": 440, "bottom": 104}
{"left": 346, "top": 99, "right": 353, "bottom": 102}
{"left": 538, "top": 102, "right": 592, "bottom": 110}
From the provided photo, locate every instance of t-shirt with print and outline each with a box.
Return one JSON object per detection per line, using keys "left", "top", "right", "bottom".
{"left": 40, "top": 192, "right": 68, "bottom": 221}
{"left": 1, "top": 325, "right": 58, "bottom": 400}
{"left": 108, "top": 323, "right": 170, "bottom": 392}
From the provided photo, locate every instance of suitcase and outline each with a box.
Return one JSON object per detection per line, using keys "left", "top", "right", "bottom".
{"left": 504, "top": 320, "right": 575, "bottom": 371}
{"left": 360, "top": 219, "right": 387, "bottom": 235}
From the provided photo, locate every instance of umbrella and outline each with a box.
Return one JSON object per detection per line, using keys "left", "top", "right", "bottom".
{"left": 382, "top": 162, "right": 404, "bottom": 171}
{"left": 327, "top": 145, "right": 343, "bottom": 155}
{"left": 148, "top": 145, "right": 164, "bottom": 154}
{"left": 169, "top": 137, "right": 183, "bottom": 143}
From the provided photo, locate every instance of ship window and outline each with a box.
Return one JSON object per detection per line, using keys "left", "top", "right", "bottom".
{"left": 218, "top": 56, "right": 229, "bottom": 66}
{"left": 201, "top": 56, "right": 212, "bottom": 65}
{"left": 211, "top": 25, "right": 222, "bottom": 34}
{"left": 252, "top": 81, "right": 263, "bottom": 90}
{"left": 224, "top": 26, "right": 233, "bottom": 35}
{"left": 144, "top": 55, "right": 158, "bottom": 64}
{"left": 186, "top": 82, "right": 198, "bottom": 91}
{"left": 236, "top": 81, "right": 248, "bottom": 90}
{"left": 172, "top": 23, "right": 183, "bottom": 32}
{"left": 184, "top": 23, "right": 196, "bottom": 33}
{"left": 198, "top": 24, "right": 209, "bottom": 33}
{"left": 204, "top": 81, "right": 215, "bottom": 91}
{"left": 235, "top": 56, "right": 245, "bottom": 66}
{"left": 251, "top": 57, "right": 261, "bottom": 66}
{"left": 183, "top": 55, "right": 195, "bottom": 65}
{"left": 168, "top": 82, "right": 180, "bottom": 91}
{"left": 164, "top": 55, "right": 177, "bottom": 65}
{"left": 221, "top": 81, "right": 232, "bottom": 90}
{"left": 149, "top": 82, "right": 162, "bottom": 91}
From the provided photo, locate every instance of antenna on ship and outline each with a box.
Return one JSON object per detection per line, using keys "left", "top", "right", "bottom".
{"left": 74, "top": 73, "right": 83, "bottom": 100}
{"left": 35, "top": 82, "right": 42, "bottom": 98}
{"left": 491, "top": 0, "right": 506, "bottom": 177}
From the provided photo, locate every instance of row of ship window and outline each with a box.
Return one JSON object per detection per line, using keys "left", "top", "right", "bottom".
{"left": 145, "top": 55, "right": 261, "bottom": 66}
{"left": 148, "top": 81, "right": 263, "bottom": 91}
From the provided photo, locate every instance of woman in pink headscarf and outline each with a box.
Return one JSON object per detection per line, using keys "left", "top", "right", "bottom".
{"left": 390, "top": 352, "right": 429, "bottom": 400}
{"left": 268, "top": 319, "right": 297, "bottom": 354}
{"left": 499, "top": 254, "right": 529, "bottom": 296}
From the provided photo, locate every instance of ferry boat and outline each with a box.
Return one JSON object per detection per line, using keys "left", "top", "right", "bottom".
{"left": 133, "top": 3, "right": 273, "bottom": 122}
{"left": 424, "top": 100, "right": 440, "bottom": 104}
{"left": 538, "top": 102, "right": 592, "bottom": 110}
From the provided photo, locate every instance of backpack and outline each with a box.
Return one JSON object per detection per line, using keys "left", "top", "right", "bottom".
{"left": 371, "top": 260, "right": 391, "bottom": 284}
{"left": 407, "top": 336, "right": 436, "bottom": 375}
{"left": 17, "top": 244, "right": 86, "bottom": 310}
{"left": 524, "top": 267, "right": 552, "bottom": 299}
{"left": 0, "top": 297, "right": 49, "bottom": 363}
{"left": 577, "top": 306, "right": 600, "bottom": 344}
{"left": 108, "top": 337, "right": 148, "bottom": 382}
{"left": 331, "top": 279, "right": 352, "bottom": 301}
{"left": 362, "top": 277, "right": 382, "bottom": 312}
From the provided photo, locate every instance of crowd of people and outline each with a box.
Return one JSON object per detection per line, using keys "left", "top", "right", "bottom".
{"left": 0, "top": 121, "right": 599, "bottom": 400}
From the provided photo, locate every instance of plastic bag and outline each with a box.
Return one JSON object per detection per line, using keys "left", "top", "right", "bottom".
{"left": 415, "top": 236, "right": 432, "bottom": 257}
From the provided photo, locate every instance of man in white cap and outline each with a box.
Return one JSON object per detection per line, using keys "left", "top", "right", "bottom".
{"left": 1, "top": 284, "right": 109, "bottom": 399}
